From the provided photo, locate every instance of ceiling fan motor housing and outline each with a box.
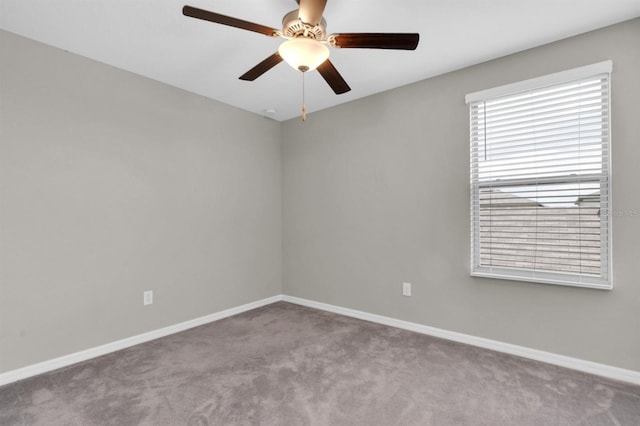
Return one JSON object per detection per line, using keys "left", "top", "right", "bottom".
{"left": 282, "top": 10, "right": 326, "bottom": 40}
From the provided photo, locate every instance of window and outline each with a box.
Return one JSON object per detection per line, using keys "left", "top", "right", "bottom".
{"left": 466, "top": 61, "right": 612, "bottom": 289}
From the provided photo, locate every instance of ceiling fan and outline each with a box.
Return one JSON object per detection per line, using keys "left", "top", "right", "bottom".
{"left": 182, "top": 0, "right": 420, "bottom": 95}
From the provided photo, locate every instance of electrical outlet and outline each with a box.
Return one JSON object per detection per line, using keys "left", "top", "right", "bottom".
{"left": 402, "top": 282, "right": 412, "bottom": 297}
{"left": 143, "top": 290, "right": 153, "bottom": 306}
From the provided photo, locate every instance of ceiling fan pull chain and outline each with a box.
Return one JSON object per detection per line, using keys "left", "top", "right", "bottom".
{"left": 301, "top": 71, "right": 307, "bottom": 122}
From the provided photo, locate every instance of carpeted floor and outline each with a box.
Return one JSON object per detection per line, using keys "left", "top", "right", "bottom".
{"left": 1, "top": 302, "right": 639, "bottom": 425}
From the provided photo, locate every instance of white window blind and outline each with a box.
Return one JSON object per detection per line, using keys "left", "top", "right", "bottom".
{"left": 467, "top": 62, "right": 612, "bottom": 289}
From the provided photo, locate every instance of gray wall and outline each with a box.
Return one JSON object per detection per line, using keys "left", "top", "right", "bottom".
{"left": 282, "top": 19, "right": 640, "bottom": 371}
{"left": 0, "top": 31, "right": 282, "bottom": 373}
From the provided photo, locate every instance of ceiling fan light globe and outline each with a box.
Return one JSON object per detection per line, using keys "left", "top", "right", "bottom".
{"left": 278, "top": 38, "right": 330, "bottom": 72}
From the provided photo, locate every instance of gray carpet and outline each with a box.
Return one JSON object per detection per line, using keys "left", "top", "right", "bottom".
{"left": 1, "top": 302, "right": 639, "bottom": 425}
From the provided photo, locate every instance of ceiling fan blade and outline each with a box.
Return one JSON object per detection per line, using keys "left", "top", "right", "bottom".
{"left": 297, "top": 0, "right": 327, "bottom": 26}
{"left": 316, "top": 60, "right": 351, "bottom": 95}
{"left": 183, "top": 5, "right": 279, "bottom": 37}
{"left": 239, "top": 53, "right": 284, "bottom": 81}
{"left": 329, "top": 33, "right": 420, "bottom": 50}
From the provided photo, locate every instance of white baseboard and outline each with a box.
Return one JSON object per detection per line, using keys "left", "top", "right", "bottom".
{"left": 282, "top": 295, "right": 640, "bottom": 386}
{"left": 0, "top": 295, "right": 283, "bottom": 387}
{"left": 3, "top": 294, "right": 639, "bottom": 387}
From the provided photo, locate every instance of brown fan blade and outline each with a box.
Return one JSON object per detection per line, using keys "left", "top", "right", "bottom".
{"left": 298, "top": 0, "right": 327, "bottom": 26}
{"left": 239, "top": 53, "right": 284, "bottom": 81}
{"left": 183, "top": 5, "right": 279, "bottom": 37}
{"left": 329, "top": 33, "right": 419, "bottom": 50}
{"left": 316, "top": 60, "right": 351, "bottom": 95}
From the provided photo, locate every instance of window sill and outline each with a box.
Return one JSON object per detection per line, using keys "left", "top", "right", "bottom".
{"left": 471, "top": 269, "right": 612, "bottom": 290}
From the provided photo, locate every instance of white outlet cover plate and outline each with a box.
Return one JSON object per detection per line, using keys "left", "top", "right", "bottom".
{"left": 403, "top": 282, "right": 412, "bottom": 297}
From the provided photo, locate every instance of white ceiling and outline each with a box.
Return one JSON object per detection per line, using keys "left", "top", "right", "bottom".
{"left": 1, "top": 1, "right": 639, "bottom": 121}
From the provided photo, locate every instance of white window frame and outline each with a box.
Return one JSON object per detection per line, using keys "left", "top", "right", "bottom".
{"left": 466, "top": 61, "right": 613, "bottom": 290}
